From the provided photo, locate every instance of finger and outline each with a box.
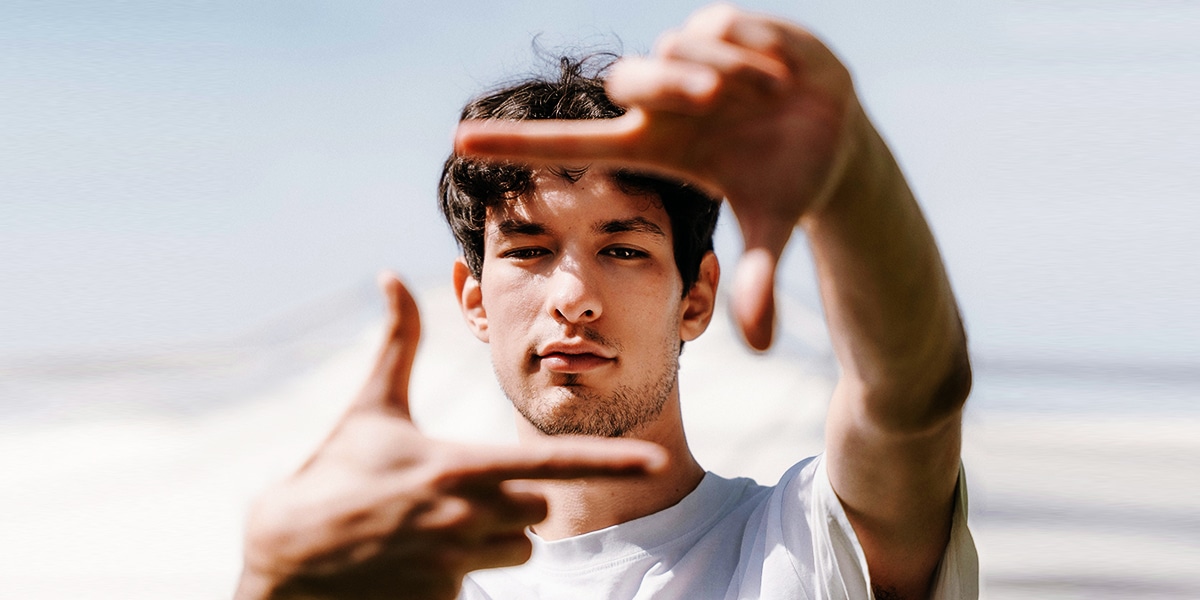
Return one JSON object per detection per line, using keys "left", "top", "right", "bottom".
{"left": 455, "top": 112, "right": 719, "bottom": 195}
{"left": 493, "top": 482, "right": 550, "bottom": 528}
{"left": 647, "top": 31, "right": 790, "bottom": 93}
{"left": 732, "top": 247, "right": 778, "bottom": 351}
{"left": 410, "top": 486, "right": 546, "bottom": 554}
{"left": 444, "top": 482, "right": 550, "bottom": 532}
{"left": 683, "top": 4, "right": 829, "bottom": 77}
{"left": 685, "top": 4, "right": 788, "bottom": 56}
{"left": 606, "top": 50, "right": 785, "bottom": 117}
{"left": 454, "top": 112, "right": 650, "bottom": 166}
{"left": 442, "top": 437, "right": 669, "bottom": 489}
{"left": 353, "top": 272, "right": 422, "bottom": 415}
{"left": 467, "top": 531, "right": 535, "bottom": 571}
{"left": 603, "top": 56, "right": 721, "bottom": 115}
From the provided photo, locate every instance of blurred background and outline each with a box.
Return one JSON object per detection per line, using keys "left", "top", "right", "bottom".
{"left": 3, "top": 1, "right": 1198, "bottom": 598}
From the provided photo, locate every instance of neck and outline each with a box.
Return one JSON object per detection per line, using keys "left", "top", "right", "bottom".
{"left": 515, "top": 395, "right": 705, "bottom": 540}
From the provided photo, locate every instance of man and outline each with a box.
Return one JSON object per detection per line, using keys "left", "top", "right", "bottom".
{"left": 236, "top": 5, "right": 976, "bottom": 599}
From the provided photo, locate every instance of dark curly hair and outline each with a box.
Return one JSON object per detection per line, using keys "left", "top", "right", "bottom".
{"left": 438, "top": 55, "right": 721, "bottom": 296}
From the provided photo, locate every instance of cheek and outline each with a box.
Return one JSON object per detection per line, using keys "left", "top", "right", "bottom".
{"left": 636, "top": 267, "right": 683, "bottom": 313}
{"left": 482, "top": 274, "right": 542, "bottom": 345}
{"left": 626, "top": 287, "right": 685, "bottom": 338}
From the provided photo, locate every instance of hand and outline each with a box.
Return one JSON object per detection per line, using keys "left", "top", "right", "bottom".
{"left": 454, "top": 4, "right": 863, "bottom": 350}
{"left": 236, "top": 273, "right": 667, "bottom": 600}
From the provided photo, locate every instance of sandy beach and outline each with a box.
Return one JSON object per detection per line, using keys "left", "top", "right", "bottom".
{"left": 3, "top": 285, "right": 1198, "bottom": 599}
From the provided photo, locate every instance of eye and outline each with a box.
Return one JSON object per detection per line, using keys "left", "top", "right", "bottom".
{"left": 603, "top": 247, "right": 649, "bottom": 260}
{"left": 502, "top": 247, "right": 549, "bottom": 260}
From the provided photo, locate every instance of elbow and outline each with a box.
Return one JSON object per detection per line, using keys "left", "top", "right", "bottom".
{"left": 928, "top": 341, "right": 972, "bottom": 418}
{"left": 859, "top": 330, "right": 973, "bottom": 433}
{"left": 916, "top": 311, "right": 973, "bottom": 424}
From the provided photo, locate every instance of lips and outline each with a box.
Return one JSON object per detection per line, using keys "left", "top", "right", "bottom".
{"left": 538, "top": 352, "right": 614, "bottom": 373}
{"left": 535, "top": 341, "right": 616, "bottom": 373}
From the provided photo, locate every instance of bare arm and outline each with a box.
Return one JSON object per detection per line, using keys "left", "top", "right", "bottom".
{"left": 454, "top": 5, "right": 970, "bottom": 597}
{"left": 808, "top": 113, "right": 970, "bottom": 598}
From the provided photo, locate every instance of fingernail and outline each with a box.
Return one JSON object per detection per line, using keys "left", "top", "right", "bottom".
{"left": 645, "top": 447, "right": 669, "bottom": 472}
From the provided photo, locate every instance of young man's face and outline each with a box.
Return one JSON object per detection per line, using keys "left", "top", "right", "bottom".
{"left": 456, "top": 169, "right": 713, "bottom": 438}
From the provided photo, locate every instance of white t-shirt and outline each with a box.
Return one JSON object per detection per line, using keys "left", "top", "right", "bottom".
{"left": 460, "top": 455, "right": 977, "bottom": 599}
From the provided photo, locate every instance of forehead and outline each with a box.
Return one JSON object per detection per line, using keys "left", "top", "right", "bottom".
{"left": 485, "top": 169, "right": 672, "bottom": 236}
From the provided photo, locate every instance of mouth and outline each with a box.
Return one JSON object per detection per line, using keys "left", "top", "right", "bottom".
{"left": 534, "top": 340, "right": 616, "bottom": 374}
{"left": 536, "top": 351, "right": 615, "bottom": 374}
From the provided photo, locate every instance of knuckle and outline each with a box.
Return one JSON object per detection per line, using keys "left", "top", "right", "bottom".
{"left": 752, "top": 26, "right": 788, "bottom": 57}
{"left": 528, "top": 446, "right": 570, "bottom": 472}
{"left": 435, "top": 497, "right": 479, "bottom": 531}
{"left": 727, "top": 58, "right": 780, "bottom": 90}
{"left": 412, "top": 495, "right": 489, "bottom": 539}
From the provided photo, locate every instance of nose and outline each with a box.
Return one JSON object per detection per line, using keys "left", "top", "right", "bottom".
{"left": 547, "top": 260, "right": 602, "bottom": 324}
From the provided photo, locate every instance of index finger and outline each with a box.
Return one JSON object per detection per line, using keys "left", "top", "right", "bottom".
{"left": 443, "top": 437, "right": 669, "bottom": 490}
{"left": 454, "top": 112, "right": 649, "bottom": 167}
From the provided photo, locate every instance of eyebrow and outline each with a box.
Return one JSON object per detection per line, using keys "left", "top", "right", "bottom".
{"left": 493, "top": 216, "right": 666, "bottom": 239}
{"left": 495, "top": 219, "right": 546, "bottom": 237}
{"left": 595, "top": 217, "right": 667, "bottom": 238}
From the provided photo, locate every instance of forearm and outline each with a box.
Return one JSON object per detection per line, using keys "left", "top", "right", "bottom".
{"left": 804, "top": 104, "right": 971, "bottom": 599}
{"left": 802, "top": 107, "right": 970, "bottom": 432}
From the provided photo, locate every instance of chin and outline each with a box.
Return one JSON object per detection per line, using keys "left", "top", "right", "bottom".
{"left": 510, "top": 383, "right": 668, "bottom": 439}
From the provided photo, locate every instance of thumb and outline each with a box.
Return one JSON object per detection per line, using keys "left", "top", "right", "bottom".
{"left": 353, "top": 271, "right": 422, "bottom": 417}
{"left": 732, "top": 248, "right": 777, "bottom": 351}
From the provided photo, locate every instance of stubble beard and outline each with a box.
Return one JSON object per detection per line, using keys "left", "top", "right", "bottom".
{"left": 498, "top": 339, "right": 680, "bottom": 439}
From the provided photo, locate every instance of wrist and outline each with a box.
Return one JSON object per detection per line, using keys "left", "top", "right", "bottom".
{"left": 800, "top": 107, "right": 906, "bottom": 233}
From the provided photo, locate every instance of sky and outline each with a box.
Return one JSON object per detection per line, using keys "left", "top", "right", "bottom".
{"left": 3, "top": 0, "right": 1199, "bottom": 372}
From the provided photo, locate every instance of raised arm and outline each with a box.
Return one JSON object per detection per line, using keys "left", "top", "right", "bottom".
{"left": 454, "top": 4, "right": 970, "bottom": 597}
{"left": 806, "top": 108, "right": 970, "bottom": 600}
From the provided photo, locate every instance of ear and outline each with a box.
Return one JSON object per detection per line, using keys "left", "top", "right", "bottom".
{"left": 453, "top": 258, "right": 489, "bottom": 343}
{"left": 679, "top": 251, "right": 720, "bottom": 343}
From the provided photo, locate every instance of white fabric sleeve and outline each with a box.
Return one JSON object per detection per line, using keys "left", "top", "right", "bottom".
{"left": 928, "top": 463, "right": 979, "bottom": 599}
{"left": 810, "top": 456, "right": 978, "bottom": 600}
{"left": 809, "top": 456, "right": 873, "bottom": 600}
